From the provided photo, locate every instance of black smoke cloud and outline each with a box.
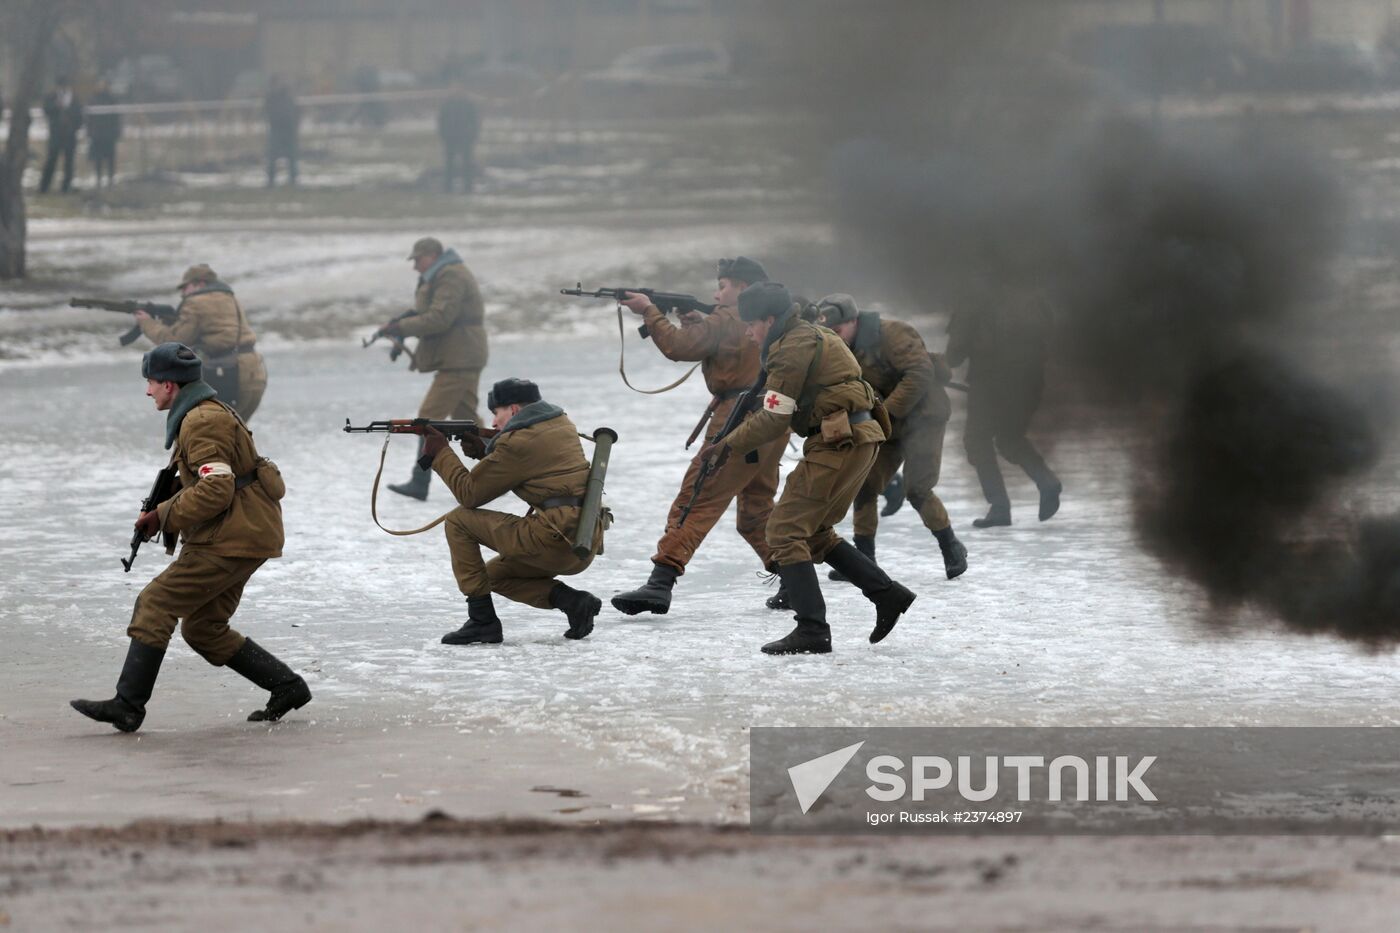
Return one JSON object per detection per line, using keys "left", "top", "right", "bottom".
{"left": 765, "top": 2, "right": 1400, "bottom": 643}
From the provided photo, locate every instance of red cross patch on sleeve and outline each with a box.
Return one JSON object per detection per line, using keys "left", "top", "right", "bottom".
{"left": 762, "top": 391, "right": 796, "bottom": 415}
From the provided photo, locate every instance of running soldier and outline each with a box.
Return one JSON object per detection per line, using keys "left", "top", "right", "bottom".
{"left": 816, "top": 295, "right": 967, "bottom": 579}
{"left": 610, "top": 257, "right": 785, "bottom": 615}
{"left": 136, "top": 264, "right": 268, "bottom": 419}
{"left": 708, "top": 283, "right": 916, "bottom": 655}
{"left": 71, "top": 343, "right": 310, "bottom": 732}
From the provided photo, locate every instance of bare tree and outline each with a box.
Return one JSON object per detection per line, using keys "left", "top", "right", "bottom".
{"left": 0, "top": 1, "right": 64, "bottom": 279}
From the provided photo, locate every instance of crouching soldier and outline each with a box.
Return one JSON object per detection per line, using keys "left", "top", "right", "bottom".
{"left": 72, "top": 343, "right": 310, "bottom": 732}
{"left": 704, "top": 284, "right": 917, "bottom": 655}
{"left": 419, "top": 377, "right": 607, "bottom": 645}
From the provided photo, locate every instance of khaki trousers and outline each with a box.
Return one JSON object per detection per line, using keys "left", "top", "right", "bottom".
{"left": 652, "top": 433, "right": 784, "bottom": 574}
{"left": 445, "top": 507, "right": 598, "bottom": 608}
{"left": 128, "top": 548, "right": 265, "bottom": 664}
{"left": 418, "top": 368, "right": 483, "bottom": 424}
{"left": 852, "top": 416, "right": 951, "bottom": 537}
{"left": 766, "top": 439, "right": 880, "bottom": 566}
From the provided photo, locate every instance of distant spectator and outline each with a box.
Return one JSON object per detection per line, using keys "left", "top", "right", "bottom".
{"left": 40, "top": 76, "right": 84, "bottom": 194}
{"left": 264, "top": 76, "right": 300, "bottom": 187}
{"left": 87, "top": 80, "right": 121, "bottom": 188}
{"left": 438, "top": 86, "right": 480, "bottom": 194}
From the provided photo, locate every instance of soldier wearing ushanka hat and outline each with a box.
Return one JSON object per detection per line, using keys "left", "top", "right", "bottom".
{"left": 71, "top": 343, "right": 310, "bottom": 732}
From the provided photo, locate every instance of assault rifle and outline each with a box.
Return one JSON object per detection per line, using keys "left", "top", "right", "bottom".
{"left": 362, "top": 309, "right": 419, "bottom": 366}
{"left": 123, "top": 462, "right": 180, "bottom": 572}
{"left": 677, "top": 371, "right": 766, "bottom": 526}
{"left": 343, "top": 418, "right": 498, "bottom": 440}
{"left": 560, "top": 284, "right": 715, "bottom": 338}
{"left": 70, "top": 297, "right": 178, "bottom": 347}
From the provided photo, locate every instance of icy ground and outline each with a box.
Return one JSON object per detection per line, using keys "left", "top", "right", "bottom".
{"left": 3, "top": 319, "right": 1399, "bottom": 824}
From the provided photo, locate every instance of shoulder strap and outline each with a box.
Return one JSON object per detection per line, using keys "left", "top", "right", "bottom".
{"left": 794, "top": 322, "right": 826, "bottom": 415}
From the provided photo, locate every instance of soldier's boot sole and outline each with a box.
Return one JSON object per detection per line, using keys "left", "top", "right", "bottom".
{"left": 248, "top": 679, "right": 312, "bottom": 722}
{"left": 870, "top": 582, "right": 916, "bottom": 644}
{"left": 761, "top": 625, "right": 833, "bottom": 655}
{"left": 70, "top": 697, "right": 144, "bottom": 733}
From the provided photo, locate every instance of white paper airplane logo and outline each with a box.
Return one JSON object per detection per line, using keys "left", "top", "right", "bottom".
{"left": 788, "top": 741, "right": 865, "bottom": 814}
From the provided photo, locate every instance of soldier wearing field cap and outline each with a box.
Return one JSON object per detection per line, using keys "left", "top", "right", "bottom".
{"left": 382, "top": 237, "right": 490, "bottom": 501}
{"left": 136, "top": 264, "right": 268, "bottom": 419}
{"left": 611, "top": 256, "right": 785, "bottom": 616}
{"left": 704, "top": 283, "right": 917, "bottom": 655}
{"left": 71, "top": 343, "right": 310, "bottom": 732}
{"left": 817, "top": 294, "right": 968, "bottom": 580}
{"left": 413, "top": 377, "right": 607, "bottom": 645}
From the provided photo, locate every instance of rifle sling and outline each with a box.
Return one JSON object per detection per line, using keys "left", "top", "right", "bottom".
{"left": 616, "top": 305, "right": 699, "bottom": 395}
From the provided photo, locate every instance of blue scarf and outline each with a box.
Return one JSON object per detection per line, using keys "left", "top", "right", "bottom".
{"left": 419, "top": 248, "right": 464, "bottom": 286}
{"left": 165, "top": 380, "right": 218, "bottom": 449}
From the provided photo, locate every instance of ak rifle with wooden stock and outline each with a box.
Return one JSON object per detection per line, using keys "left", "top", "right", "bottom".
{"left": 69, "top": 297, "right": 178, "bottom": 347}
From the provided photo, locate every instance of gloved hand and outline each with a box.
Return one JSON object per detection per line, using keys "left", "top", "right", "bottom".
{"left": 134, "top": 510, "right": 161, "bottom": 541}
{"left": 419, "top": 425, "right": 450, "bottom": 465}
{"left": 459, "top": 432, "right": 487, "bottom": 460}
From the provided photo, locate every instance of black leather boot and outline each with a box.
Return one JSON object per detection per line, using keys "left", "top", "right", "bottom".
{"left": 71, "top": 639, "right": 166, "bottom": 733}
{"left": 762, "top": 562, "right": 832, "bottom": 655}
{"left": 765, "top": 579, "right": 790, "bottom": 611}
{"left": 828, "top": 534, "right": 875, "bottom": 582}
{"left": 824, "top": 540, "right": 916, "bottom": 644}
{"left": 225, "top": 638, "right": 312, "bottom": 722}
{"left": 442, "top": 595, "right": 503, "bottom": 645}
{"left": 879, "top": 472, "right": 906, "bottom": 516}
{"left": 388, "top": 437, "right": 432, "bottom": 500}
{"left": 933, "top": 526, "right": 968, "bottom": 580}
{"left": 972, "top": 505, "right": 1012, "bottom": 528}
{"left": 610, "top": 562, "right": 679, "bottom": 615}
{"left": 1037, "top": 477, "right": 1063, "bottom": 522}
{"left": 551, "top": 582, "right": 601, "bottom": 640}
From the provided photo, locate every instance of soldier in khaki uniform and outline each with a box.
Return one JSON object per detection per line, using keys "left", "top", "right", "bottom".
{"left": 414, "top": 378, "right": 606, "bottom": 645}
{"left": 816, "top": 295, "right": 968, "bottom": 580}
{"left": 136, "top": 264, "right": 268, "bottom": 419}
{"left": 384, "top": 237, "right": 490, "bottom": 501}
{"left": 72, "top": 343, "right": 311, "bottom": 732}
{"left": 708, "top": 283, "right": 916, "bottom": 655}
{"left": 611, "top": 256, "right": 785, "bottom": 615}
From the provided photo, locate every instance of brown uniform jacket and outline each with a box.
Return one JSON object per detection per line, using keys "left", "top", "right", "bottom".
{"left": 726, "top": 315, "right": 884, "bottom": 456}
{"left": 155, "top": 393, "right": 284, "bottom": 558}
{"left": 398, "top": 259, "right": 488, "bottom": 373}
{"left": 642, "top": 303, "right": 764, "bottom": 438}
{"left": 849, "top": 312, "right": 951, "bottom": 430}
{"left": 140, "top": 284, "right": 255, "bottom": 357}
{"left": 431, "top": 403, "right": 602, "bottom": 549}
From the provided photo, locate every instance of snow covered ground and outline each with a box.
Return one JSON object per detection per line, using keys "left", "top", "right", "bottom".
{"left": 3, "top": 313, "right": 1398, "bottom": 827}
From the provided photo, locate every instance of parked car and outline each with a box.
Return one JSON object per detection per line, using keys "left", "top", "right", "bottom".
{"left": 584, "top": 43, "right": 737, "bottom": 89}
